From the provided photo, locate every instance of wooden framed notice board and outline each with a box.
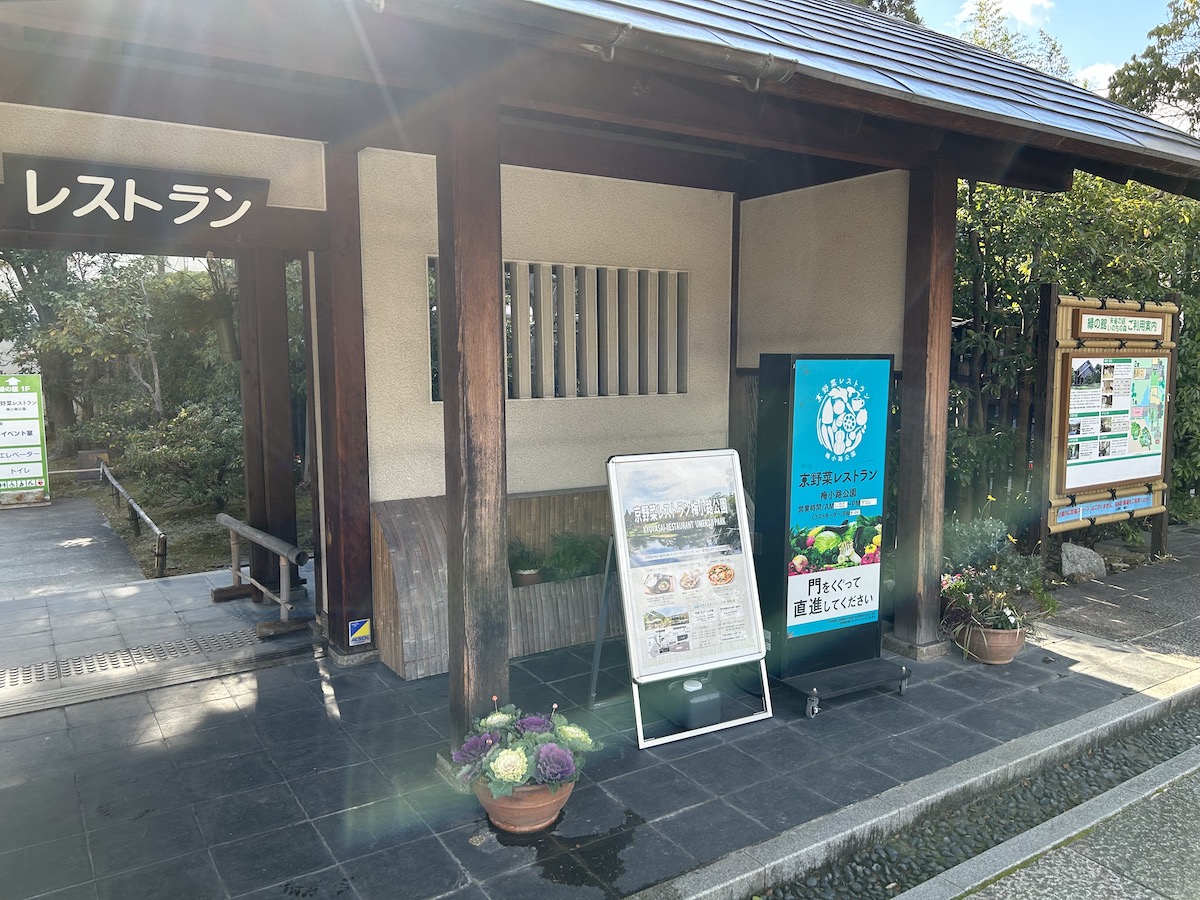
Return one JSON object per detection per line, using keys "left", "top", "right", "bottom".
{"left": 1041, "top": 293, "right": 1177, "bottom": 536}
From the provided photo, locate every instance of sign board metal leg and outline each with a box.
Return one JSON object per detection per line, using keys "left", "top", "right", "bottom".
{"left": 587, "top": 538, "right": 621, "bottom": 710}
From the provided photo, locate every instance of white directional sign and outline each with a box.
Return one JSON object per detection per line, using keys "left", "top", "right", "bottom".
{"left": 0, "top": 374, "right": 50, "bottom": 506}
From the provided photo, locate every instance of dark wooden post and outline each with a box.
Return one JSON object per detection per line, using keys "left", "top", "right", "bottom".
{"left": 255, "top": 250, "right": 299, "bottom": 574}
{"left": 301, "top": 254, "right": 325, "bottom": 612}
{"left": 1031, "top": 283, "right": 1059, "bottom": 563}
{"left": 893, "top": 161, "right": 957, "bottom": 650}
{"left": 313, "top": 150, "right": 374, "bottom": 657}
{"left": 235, "top": 252, "right": 270, "bottom": 590}
{"left": 1152, "top": 294, "right": 1183, "bottom": 558}
{"left": 437, "top": 84, "right": 509, "bottom": 745}
{"left": 236, "top": 251, "right": 299, "bottom": 591}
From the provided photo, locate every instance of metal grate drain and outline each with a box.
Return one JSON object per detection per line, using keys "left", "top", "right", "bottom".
{"left": 2, "top": 630, "right": 261, "bottom": 689}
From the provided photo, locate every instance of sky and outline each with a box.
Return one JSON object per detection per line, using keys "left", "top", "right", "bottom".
{"left": 913, "top": 0, "right": 1171, "bottom": 90}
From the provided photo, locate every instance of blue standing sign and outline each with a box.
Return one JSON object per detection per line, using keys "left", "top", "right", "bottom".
{"left": 785, "top": 358, "right": 891, "bottom": 638}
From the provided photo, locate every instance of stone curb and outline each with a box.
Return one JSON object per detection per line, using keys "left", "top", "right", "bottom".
{"left": 630, "top": 631, "right": 1200, "bottom": 900}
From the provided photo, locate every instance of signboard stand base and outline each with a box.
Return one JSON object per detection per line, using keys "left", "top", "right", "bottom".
{"left": 632, "top": 660, "right": 772, "bottom": 749}
{"left": 782, "top": 658, "right": 910, "bottom": 719}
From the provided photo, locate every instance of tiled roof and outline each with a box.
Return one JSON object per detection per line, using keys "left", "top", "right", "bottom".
{"left": 505, "top": 0, "right": 1200, "bottom": 173}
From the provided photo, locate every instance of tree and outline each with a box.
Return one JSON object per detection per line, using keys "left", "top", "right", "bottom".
{"left": 0, "top": 250, "right": 83, "bottom": 436}
{"left": 960, "top": 0, "right": 1071, "bottom": 79}
{"left": 944, "top": 0, "right": 1200, "bottom": 528}
{"left": 1110, "top": 0, "right": 1200, "bottom": 134}
{"left": 847, "top": 0, "right": 921, "bottom": 25}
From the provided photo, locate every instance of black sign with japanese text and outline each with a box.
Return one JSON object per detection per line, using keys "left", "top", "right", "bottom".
{"left": 0, "top": 154, "right": 269, "bottom": 240}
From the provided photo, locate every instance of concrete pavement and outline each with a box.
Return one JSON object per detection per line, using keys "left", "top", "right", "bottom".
{"left": 0, "top": 497, "right": 144, "bottom": 598}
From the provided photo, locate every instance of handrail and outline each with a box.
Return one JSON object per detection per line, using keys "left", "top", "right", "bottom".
{"left": 99, "top": 461, "right": 168, "bottom": 578}
{"left": 214, "top": 513, "right": 309, "bottom": 624}
{"left": 215, "top": 513, "right": 309, "bottom": 567}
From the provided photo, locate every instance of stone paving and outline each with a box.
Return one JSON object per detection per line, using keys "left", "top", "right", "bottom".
{"left": 1, "top": 528, "right": 1199, "bottom": 899}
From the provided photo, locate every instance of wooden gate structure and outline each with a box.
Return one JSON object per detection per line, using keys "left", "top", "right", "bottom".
{"left": 4, "top": 0, "right": 1200, "bottom": 742}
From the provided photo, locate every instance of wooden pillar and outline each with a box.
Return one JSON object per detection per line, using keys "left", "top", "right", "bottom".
{"left": 894, "top": 161, "right": 957, "bottom": 648}
{"left": 236, "top": 251, "right": 299, "bottom": 589}
{"left": 235, "top": 252, "right": 269, "bottom": 588}
{"left": 1153, "top": 295, "right": 1183, "bottom": 558}
{"left": 313, "top": 150, "right": 374, "bottom": 656}
{"left": 256, "top": 250, "right": 299, "bottom": 568}
{"left": 1031, "top": 283, "right": 1059, "bottom": 563}
{"left": 437, "top": 85, "right": 509, "bottom": 744}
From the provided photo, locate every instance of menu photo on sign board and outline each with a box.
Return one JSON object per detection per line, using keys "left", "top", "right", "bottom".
{"left": 786, "top": 357, "right": 891, "bottom": 639}
{"left": 606, "top": 449, "right": 766, "bottom": 684}
{"left": 1061, "top": 352, "right": 1170, "bottom": 492}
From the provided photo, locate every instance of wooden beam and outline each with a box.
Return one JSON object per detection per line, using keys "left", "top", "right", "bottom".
{"left": 943, "top": 139, "right": 1076, "bottom": 192}
{"left": 0, "top": 0, "right": 458, "bottom": 94}
{"left": 893, "top": 161, "right": 957, "bottom": 649}
{"left": 437, "top": 84, "right": 510, "bottom": 744}
{"left": 738, "top": 152, "right": 882, "bottom": 198}
{"left": 0, "top": 208, "right": 329, "bottom": 256}
{"left": 314, "top": 151, "right": 373, "bottom": 657}
{"left": 497, "top": 53, "right": 936, "bottom": 171}
{"left": 498, "top": 118, "right": 746, "bottom": 192}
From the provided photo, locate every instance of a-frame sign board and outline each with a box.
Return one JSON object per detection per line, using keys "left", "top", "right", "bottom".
{"left": 606, "top": 449, "right": 771, "bottom": 748}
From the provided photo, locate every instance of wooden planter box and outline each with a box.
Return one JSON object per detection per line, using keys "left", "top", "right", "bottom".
{"left": 371, "top": 492, "right": 623, "bottom": 680}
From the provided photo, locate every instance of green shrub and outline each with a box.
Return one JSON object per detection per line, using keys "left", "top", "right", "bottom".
{"left": 544, "top": 532, "right": 608, "bottom": 581}
{"left": 121, "top": 404, "right": 243, "bottom": 510}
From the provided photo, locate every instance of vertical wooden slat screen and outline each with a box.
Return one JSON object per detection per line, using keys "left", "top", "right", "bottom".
{"left": 676, "top": 273, "right": 689, "bottom": 393}
{"left": 429, "top": 258, "right": 689, "bottom": 400}
{"left": 638, "top": 269, "right": 660, "bottom": 394}
{"left": 578, "top": 266, "right": 599, "bottom": 397}
{"left": 509, "top": 262, "right": 532, "bottom": 399}
{"left": 659, "top": 271, "right": 679, "bottom": 393}
{"left": 617, "top": 268, "right": 634, "bottom": 396}
{"left": 598, "top": 268, "right": 619, "bottom": 396}
{"left": 554, "top": 264, "right": 576, "bottom": 397}
{"left": 531, "top": 263, "right": 553, "bottom": 398}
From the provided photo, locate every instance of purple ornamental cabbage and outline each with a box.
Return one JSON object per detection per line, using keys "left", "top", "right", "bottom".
{"left": 516, "top": 714, "right": 555, "bottom": 735}
{"left": 453, "top": 731, "right": 499, "bottom": 764}
{"left": 535, "top": 742, "right": 576, "bottom": 783}
{"left": 453, "top": 731, "right": 499, "bottom": 782}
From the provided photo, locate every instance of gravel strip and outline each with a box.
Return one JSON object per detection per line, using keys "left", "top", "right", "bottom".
{"left": 750, "top": 700, "right": 1200, "bottom": 900}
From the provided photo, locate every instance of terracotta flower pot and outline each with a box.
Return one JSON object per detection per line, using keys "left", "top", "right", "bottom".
{"left": 956, "top": 626, "right": 1026, "bottom": 665}
{"left": 473, "top": 781, "right": 574, "bottom": 833}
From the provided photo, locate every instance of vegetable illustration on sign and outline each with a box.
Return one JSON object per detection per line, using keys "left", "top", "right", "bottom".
{"left": 786, "top": 358, "right": 891, "bottom": 638}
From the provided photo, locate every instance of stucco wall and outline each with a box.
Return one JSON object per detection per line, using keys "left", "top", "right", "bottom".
{"left": 737, "top": 170, "right": 908, "bottom": 369}
{"left": 359, "top": 149, "right": 734, "bottom": 501}
{"left": 0, "top": 102, "right": 325, "bottom": 209}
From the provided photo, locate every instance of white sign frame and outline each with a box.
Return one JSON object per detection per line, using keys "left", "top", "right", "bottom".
{"left": 606, "top": 449, "right": 767, "bottom": 685}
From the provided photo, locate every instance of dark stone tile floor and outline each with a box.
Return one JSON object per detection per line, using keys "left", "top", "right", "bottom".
{"left": 0, "top": 632, "right": 1136, "bottom": 900}
{"left": 6, "top": 527, "right": 1200, "bottom": 898}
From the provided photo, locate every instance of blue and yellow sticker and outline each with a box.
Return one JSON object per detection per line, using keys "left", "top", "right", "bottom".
{"left": 348, "top": 618, "right": 372, "bottom": 647}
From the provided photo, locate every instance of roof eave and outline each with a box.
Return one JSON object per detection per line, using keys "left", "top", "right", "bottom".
{"left": 398, "top": 0, "right": 1200, "bottom": 193}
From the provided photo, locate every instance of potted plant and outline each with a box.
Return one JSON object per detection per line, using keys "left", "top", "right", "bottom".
{"left": 508, "top": 539, "right": 546, "bottom": 588}
{"left": 940, "top": 517, "right": 1058, "bottom": 664}
{"left": 543, "top": 531, "right": 608, "bottom": 582}
{"left": 451, "top": 698, "right": 602, "bottom": 833}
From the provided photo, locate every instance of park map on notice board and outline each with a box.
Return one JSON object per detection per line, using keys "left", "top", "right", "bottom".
{"left": 607, "top": 450, "right": 765, "bottom": 683}
{"left": 1063, "top": 355, "right": 1169, "bottom": 491}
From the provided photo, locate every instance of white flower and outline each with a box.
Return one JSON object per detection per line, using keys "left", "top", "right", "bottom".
{"left": 490, "top": 748, "right": 528, "bottom": 783}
